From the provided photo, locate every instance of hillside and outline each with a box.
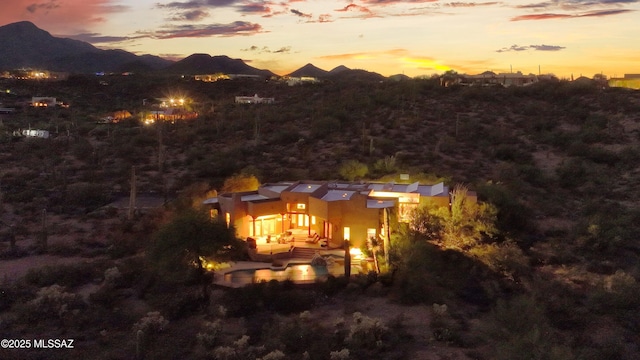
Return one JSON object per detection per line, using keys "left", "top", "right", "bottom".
{"left": 0, "top": 75, "right": 639, "bottom": 359}
{"left": 0, "top": 21, "right": 171, "bottom": 73}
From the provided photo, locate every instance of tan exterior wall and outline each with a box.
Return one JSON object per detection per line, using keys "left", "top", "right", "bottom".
{"left": 326, "top": 194, "right": 381, "bottom": 249}
{"left": 247, "top": 200, "right": 285, "bottom": 218}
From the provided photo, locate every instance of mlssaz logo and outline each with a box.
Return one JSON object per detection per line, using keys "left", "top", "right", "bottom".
{"left": 34, "top": 339, "right": 75, "bottom": 349}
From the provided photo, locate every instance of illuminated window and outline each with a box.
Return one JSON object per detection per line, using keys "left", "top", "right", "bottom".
{"left": 367, "top": 228, "right": 376, "bottom": 240}
{"left": 209, "top": 209, "right": 218, "bottom": 219}
{"left": 225, "top": 212, "right": 230, "bottom": 227}
{"left": 343, "top": 227, "right": 350, "bottom": 240}
{"left": 297, "top": 203, "right": 306, "bottom": 210}
{"left": 311, "top": 216, "right": 316, "bottom": 225}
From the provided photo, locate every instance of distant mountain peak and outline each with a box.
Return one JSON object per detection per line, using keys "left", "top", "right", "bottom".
{"left": 0, "top": 21, "right": 171, "bottom": 73}
{"left": 329, "top": 65, "right": 350, "bottom": 74}
{"left": 165, "top": 53, "right": 274, "bottom": 77}
{"left": 288, "top": 63, "right": 329, "bottom": 78}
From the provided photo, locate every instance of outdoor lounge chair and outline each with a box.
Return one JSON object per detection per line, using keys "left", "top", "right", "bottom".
{"left": 305, "top": 233, "right": 321, "bottom": 244}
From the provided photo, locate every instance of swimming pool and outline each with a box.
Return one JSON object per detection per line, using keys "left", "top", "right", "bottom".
{"left": 223, "top": 264, "right": 341, "bottom": 286}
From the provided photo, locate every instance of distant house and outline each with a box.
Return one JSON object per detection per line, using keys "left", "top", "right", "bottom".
{"left": 31, "top": 96, "right": 56, "bottom": 107}
{"left": 235, "top": 94, "right": 274, "bottom": 104}
{"left": 21, "top": 129, "right": 50, "bottom": 138}
{"left": 228, "top": 74, "right": 263, "bottom": 80}
{"left": 204, "top": 180, "right": 471, "bottom": 250}
{"left": 194, "top": 73, "right": 230, "bottom": 82}
{"left": 609, "top": 74, "right": 640, "bottom": 90}
{"left": 285, "top": 76, "right": 320, "bottom": 86}
{"left": 460, "top": 71, "right": 537, "bottom": 87}
{"left": 144, "top": 108, "right": 198, "bottom": 124}
{"left": 31, "top": 96, "right": 68, "bottom": 108}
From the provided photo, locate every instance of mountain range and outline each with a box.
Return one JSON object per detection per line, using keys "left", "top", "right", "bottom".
{"left": 0, "top": 21, "right": 385, "bottom": 79}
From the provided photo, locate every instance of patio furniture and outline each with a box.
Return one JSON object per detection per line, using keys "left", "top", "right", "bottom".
{"left": 305, "top": 233, "right": 321, "bottom": 244}
{"left": 277, "top": 231, "right": 294, "bottom": 244}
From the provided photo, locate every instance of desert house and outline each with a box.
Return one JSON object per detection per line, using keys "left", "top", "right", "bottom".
{"left": 204, "top": 180, "right": 471, "bottom": 250}
{"left": 235, "top": 94, "right": 275, "bottom": 104}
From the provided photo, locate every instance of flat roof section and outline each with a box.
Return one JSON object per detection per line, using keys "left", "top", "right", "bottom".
{"left": 291, "top": 183, "right": 323, "bottom": 193}
{"left": 261, "top": 184, "right": 291, "bottom": 193}
{"left": 417, "top": 183, "right": 447, "bottom": 196}
{"left": 321, "top": 190, "right": 356, "bottom": 201}
{"left": 241, "top": 194, "right": 271, "bottom": 202}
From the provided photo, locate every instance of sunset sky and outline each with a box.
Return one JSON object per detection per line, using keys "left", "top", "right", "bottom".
{"left": 1, "top": 0, "right": 639, "bottom": 78}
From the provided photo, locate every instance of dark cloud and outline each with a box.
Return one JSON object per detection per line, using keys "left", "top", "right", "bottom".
{"left": 67, "top": 32, "right": 137, "bottom": 43}
{"left": 496, "top": 44, "right": 566, "bottom": 52}
{"left": 241, "top": 45, "right": 291, "bottom": 54}
{"left": 140, "top": 21, "right": 262, "bottom": 39}
{"left": 511, "top": 8, "right": 634, "bottom": 20}
{"left": 170, "top": 9, "right": 210, "bottom": 21}
{"left": 511, "top": 13, "right": 574, "bottom": 20}
{"left": 517, "top": 0, "right": 638, "bottom": 9}
{"left": 26, "top": 0, "right": 60, "bottom": 13}
{"left": 291, "top": 9, "right": 312, "bottom": 18}
{"left": 273, "top": 46, "right": 291, "bottom": 53}
{"left": 238, "top": 2, "right": 271, "bottom": 14}
{"left": 530, "top": 44, "right": 566, "bottom": 51}
{"left": 578, "top": 8, "right": 634, "bottom": 16}
{"left": 496, "top": 44, "right": 529, "bottom": 52}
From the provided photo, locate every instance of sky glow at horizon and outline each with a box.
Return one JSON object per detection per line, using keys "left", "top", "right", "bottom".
{"left": 1, "top": 0, "right": 638, "bottom": 78}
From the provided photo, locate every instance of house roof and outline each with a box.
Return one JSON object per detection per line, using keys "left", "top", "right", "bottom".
{"left": 290, "top": 183, "right": 323, "bottom": 193}
{"left": 241, "top": 194, "right": 271, "bottom": 202}
{"left": 261, "top": 184, "right": 292, "bottom": 193}
{"left": 417, "top": 183, "right": 447, "bottom": 196}
{"left": 321, "top": 190, "right": 356, "bottom": 201}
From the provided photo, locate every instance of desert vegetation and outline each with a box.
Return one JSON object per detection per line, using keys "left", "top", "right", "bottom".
{"left": 1, "top": 73, "right": 639, "bottom": 359}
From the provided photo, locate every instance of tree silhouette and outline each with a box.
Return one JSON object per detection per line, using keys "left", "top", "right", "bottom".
{"left": 149, "top": 209, "right": 241, "bottom": 299}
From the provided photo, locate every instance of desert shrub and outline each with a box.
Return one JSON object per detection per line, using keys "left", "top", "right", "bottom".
{"left": 494, "top": 144, "right": 534, "bottom": 164}
{"left": 132, "top": 311, "right": 169, "bottom": 335}
{"left": 310, "top": 116, "right": 341, "bottom": 138}
{"left": 60, "top": 182, "right": 111, "bottom": 212}
{"left": 483, "top": 295, "right": 571, "bottom": 360}
{"left": 222, "top": 280, "right": 318, "bottom": 317}
{"left": 197, "top": 319, "right": 224, "bottom": 349}
{"left": 24, "top": 262, "right": 103, "bottom": 288}
{"left": 19, "top": 284, "right": 84, "bottom": 322}
{"left": 0, "top": 282, "right": 34, "bottom": 312}
{"left": 262, "top": 311, "right": 328, "bottom": 356}
{"left": 346, "top": 312, "right": 392, "bottom": 358}
{"left": 469, "top": 241, "right": 530, "bottom": 280}
{"left": 330, "top": 349, "right": 350, "bottom": 360}
{"left": 555, "top": 158, "right": 587, "bottom": 188}
{"left": 338, "top": 160, "right": 368, "bottom": 181}
{"left": 319, "top": 274, "right": 349, "bottom": 296}
{"left": 212, "top": 335, "right": 266, "bottom": 360}
{"left": 430, "top": 303, "right": 462, "bottom": 345}
{"left": 587, "top": 270, "right": 640, "bottom": 313}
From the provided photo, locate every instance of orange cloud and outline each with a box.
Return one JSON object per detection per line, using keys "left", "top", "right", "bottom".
{"left": 0, "top": 0, "right": 127, "bottom": 33}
